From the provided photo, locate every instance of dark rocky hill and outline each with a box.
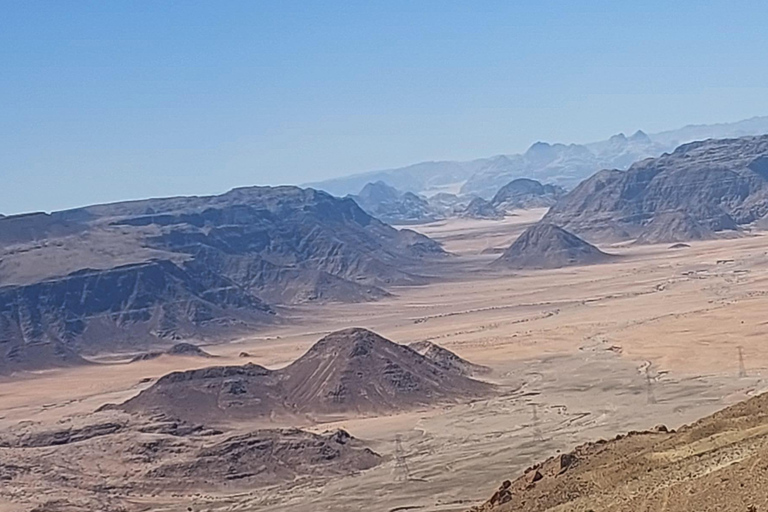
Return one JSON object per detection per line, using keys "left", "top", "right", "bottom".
{"left": 282, "top": 328, "right": 493, "bottom": 415}
{"left": 349, "top": 181, "right": 440, "bottom": 224}
{"left": 491, "top": 178, "right": 565, "bottom": 211}
{"left": 0, "top": 187, "right": 445, "bottom": 361}
{"left": 493, "top": 223, "right": 612, "bottom": 269}
{"left": 543, "top": 135, "right": 768, "bottom": 243}
{"left": 130, "top": 342, "right": 214, "bottom": 362}
{"left": 461, "top": 198, "right": 504, "bottom": 220}
{"left": 117, "top": 328, "right": 494, "bottom": 421}
{"left": 427, "top": 192, "right": 475, "bottom": 217}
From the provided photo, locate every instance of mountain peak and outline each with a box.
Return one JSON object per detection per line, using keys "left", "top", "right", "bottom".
{"left": 527, "top": 141, "right": 553, "bottom": 153}
{"left": 630, "top": 129, "right": 651, "bottom": 143}
{"left": 494, "top": 223, "right": 612, "bottom": 269}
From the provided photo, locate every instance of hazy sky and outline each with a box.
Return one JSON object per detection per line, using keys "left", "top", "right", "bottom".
{"left": 3, "top": 1, "right": 768, "bottom": 215}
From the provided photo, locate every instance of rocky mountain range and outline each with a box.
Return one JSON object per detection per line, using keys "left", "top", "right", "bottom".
{"left": 307, "top": 116, "right": 768, "bottom": 198}
{"left": 543, "top": 135, "right": 768, "bottom": 243}
{"left": 117, "top": 328, "right": 494, "bottom": 422}
{"left": 0, "top": 187, "right": 446, "bottom": 361}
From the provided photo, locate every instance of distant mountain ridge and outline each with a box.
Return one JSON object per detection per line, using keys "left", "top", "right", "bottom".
{"left": 306, "top": 116, "right": 768, "bottom": 198}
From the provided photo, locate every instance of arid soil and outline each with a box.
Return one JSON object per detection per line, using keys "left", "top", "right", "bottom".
{"left": 470, "top": 390, "right": 768, "bottom": 512}
{"left": 2, "top": 209, "right": 768, "bottom": 511}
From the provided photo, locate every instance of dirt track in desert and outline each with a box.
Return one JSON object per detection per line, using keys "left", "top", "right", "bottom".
{"left": 3, "top": 209, "right": 768, "bottom": 512}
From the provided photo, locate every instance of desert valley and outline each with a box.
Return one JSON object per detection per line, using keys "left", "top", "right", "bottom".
{"left": 4, "top": 135, "right": 768, "bottom": 511}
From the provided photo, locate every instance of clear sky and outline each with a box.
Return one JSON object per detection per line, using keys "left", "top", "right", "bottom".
{"left": 3, "top": 1, "right": 768, "bottom": 215}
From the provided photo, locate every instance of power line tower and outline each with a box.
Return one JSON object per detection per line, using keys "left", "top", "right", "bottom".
{"left": 645, "top": 365, "right": 657, "bottom": 405}
{"left": 393, "top": 435, "right": 411, "bottom": 482}
{"left": 738, "top": 346, "right": 747, "bottom": 378}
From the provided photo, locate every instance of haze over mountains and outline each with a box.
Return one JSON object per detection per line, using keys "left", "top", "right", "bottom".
{"left": 544, "top": 135, "right": 768, "bottom": 243}
{"left": 0, "top": 187, "right": 445, "bottom": 363}
{"left": 348, "top": 178, "right": 562, "bottom": 225}
{"left": 307, "top": 116, "right": 768, "bottom": 198}
{"left": 349, "top": 181, "right": 440, "bottom": 224}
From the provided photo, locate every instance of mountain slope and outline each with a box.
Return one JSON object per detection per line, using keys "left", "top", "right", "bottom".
{"left": 408, "top": 340, "right": 491, "bottom": 377}
{"left": 0, "top": 341, "right": 91, "bottom": 375}
{"left": 543, "top": 135, "right": 768, "bottom": 242}
{"left": 0, "top": 187, "right": 446, "bottom": 359}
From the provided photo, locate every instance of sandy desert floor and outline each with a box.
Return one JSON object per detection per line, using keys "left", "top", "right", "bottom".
{"left": 3, "top": 209, "right": 768, "bottom": 512}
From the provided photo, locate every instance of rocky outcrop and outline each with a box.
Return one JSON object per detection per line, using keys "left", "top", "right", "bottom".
{"left": 543, "top": 136, "right": 768, "bottom": 243}
{"left": 349, "top": 181, "right": 440, "bottom": 224}
{"left": 118, "top": 328, "right": 494, "bottom": 421}
{"left": 427, "top": 192, "right": 475, "bottom": 217}
{"left": 408, "top": 340, "right": 491, "bottom": 376}
{"left": 147, "top": 428, "right": 381, "bottom": 488}
{"left": 0, "top": 186, "right": 446, "bottom": 364}
{"left": 493, "top": 223, "right": 612, "bottom": 269}
{"left": 130, "top": 342, "right": 214, "bottom": 362}
{"left": 461, "top": 198, "right": 504, "bottom": 220}
{"left": 490, "top": 178, "right": 565, "bottom": 211}
{"left": 0, "top": 414, "right": 380, "bottom": 500}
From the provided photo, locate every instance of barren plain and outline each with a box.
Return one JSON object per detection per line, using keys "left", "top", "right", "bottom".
{"left": 2, "top": 209, "right": 768, "bottom": 512}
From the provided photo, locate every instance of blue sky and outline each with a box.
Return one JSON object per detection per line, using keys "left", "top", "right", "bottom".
{"left": 3, "top": 1, "right": 768, "bottom": 214}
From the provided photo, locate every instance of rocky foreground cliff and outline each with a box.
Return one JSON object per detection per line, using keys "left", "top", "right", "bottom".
{"left": 469, "top": 390, "right": 768, "bottom": 512}
{"left": 0, "top": 187, "right": 445, "bottom": 363}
